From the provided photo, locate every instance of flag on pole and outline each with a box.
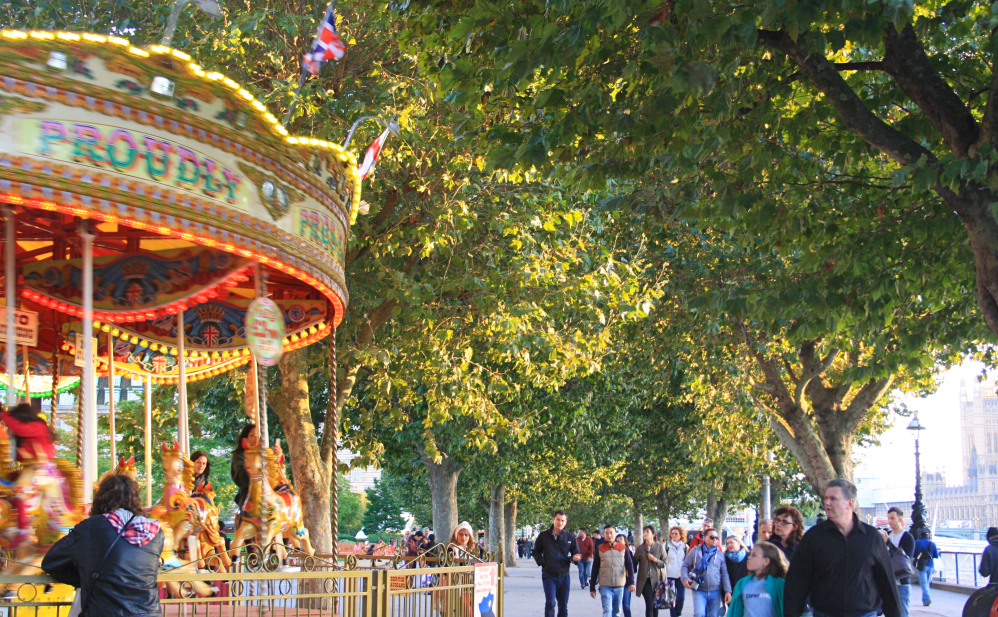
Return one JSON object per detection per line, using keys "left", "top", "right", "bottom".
{"left": 358, "top": 128, "right": 390, "bottom": 179}
{"left": 302, "top": 3, "right": 346, "bottom": 76}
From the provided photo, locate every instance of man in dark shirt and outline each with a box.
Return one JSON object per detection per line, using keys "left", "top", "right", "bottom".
{"left": 532, "top": 510, "right": 581, "bottom": 617}
{"left": 576, "top": 528, "right": 595, "bottom": 590}
{"left": 785, "top": 479, "right": 900, "bottom": 617}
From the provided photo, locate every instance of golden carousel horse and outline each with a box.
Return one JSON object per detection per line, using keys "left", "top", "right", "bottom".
{"left": 0, "top": 424, "right": 83, "bottom": 576}
{"left": 146, "top": 442, "right": 225, "bottom": 598}
{"left": 230, "top": 437, "right": 313, "bottom": 564}
{"left": 93, "top": 455, "right": 136, "bottom": 493}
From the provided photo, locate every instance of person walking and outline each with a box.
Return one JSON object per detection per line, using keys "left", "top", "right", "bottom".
{"left": 770, "top": 506, "right": 804, "bottom": 561}
{"left": 681, "top": 526, "right": 731, "bottom": 617}
{"left": 534, "top": 510, "right": 582, "bottom": 617}
{"left": 590, "top": 525, "right": 636, "bottom": 617}
{"left": 757, "top": 519, "right": 773, "bottom": 543}
{"left": 42, "top": 474, "right": 163, "bottom": 617}
{"left": 978, "top": 527, "right": 998, "bottom": 585}
{"left": 784, "top": 479, "right": 900, "bottom": 617}
{"left": 666, "top": 526, "right": 688, "bottom": 617}
{"left": 884, "top": 507, "right": 914, "bottom": 617}
{"left": 724, "top": 535, "right": 750, "bottom": 586}
{"left": 578, "top": 528, "right": 595, "bottom": 590}
{"left": 912, "top": 530, "right": 939, "bottom": 606}
{"left": 690, "top": 518, "right": 714, "bottom": 549}
{"left": 728, "top": 541, "right": 788, "bottom": 617}
{"left": 634, "top": 525, "right": 668, "bottom": 617}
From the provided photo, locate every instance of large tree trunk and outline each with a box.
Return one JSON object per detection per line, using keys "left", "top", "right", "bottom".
{"left": 420, "top": 452, "right": 462, "bottom": 546}
{"left": 735, "top": 323, "right": 894, "bottom": 493}
{"left": 708, "top": 488, "right": 728, "bottom": 533}
{"left": 633, "top": 498, "right": 643, "bottom": 543}
{"left": 504, "top": 499, "right": 517, "bottom": 565}
{"left": 488, "top": 483, "right": 505, "bottom": 553}
{"left": 273, "top": 348, "right": 332, "bottom": 555}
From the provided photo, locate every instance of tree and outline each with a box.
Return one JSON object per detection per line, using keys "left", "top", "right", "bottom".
{"left": 338, "top": 475, "right": 368, "bottom": 535}
{"left": 362, "top": 477, "right": 406, "bottom": 534}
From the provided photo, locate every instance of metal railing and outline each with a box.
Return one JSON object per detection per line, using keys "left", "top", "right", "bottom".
{"left": 929, "top": 551, "right": 989, "bottom": 588}
{"left": 0, "top": 544, "right": 504, "bottom": 616}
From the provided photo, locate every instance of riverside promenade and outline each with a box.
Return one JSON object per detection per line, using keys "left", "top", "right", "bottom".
{"left": 502, "top": 558, "right": 968, "bottom": 617}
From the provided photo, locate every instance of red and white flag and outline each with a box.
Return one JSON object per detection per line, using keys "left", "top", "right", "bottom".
{"left": 358, "top": 127, "right": 390, "bottom": 179}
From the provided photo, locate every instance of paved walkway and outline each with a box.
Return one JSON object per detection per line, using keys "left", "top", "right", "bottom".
{"left": 502, "top": 558, "right": 969, "bottom": 617}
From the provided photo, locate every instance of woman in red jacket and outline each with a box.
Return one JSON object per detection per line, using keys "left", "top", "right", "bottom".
{"left": 1, "top": 403, "right": 58, "bottom": 543}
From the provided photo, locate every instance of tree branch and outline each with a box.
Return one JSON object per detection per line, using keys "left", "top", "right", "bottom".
{"left": 882, "top": 24, "right": 979, "bottom": 157}
{"left": 759, "top": 29, "right": 934, "bottom": 167}
{"left": 781, "top": 61, "right": 885, "bottom": 85}
{"left": 842, "top": 376, "right": 894, "bottom": 434}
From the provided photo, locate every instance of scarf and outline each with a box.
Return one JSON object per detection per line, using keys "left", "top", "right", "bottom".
{"left": 727, "top": 548, "right": 747, "bottom": 563}
{"left": 695, "top": 545, "right": 718, "bottom": 572}
{"left": 669, "top": 540, "right": 685, "bottom": 552}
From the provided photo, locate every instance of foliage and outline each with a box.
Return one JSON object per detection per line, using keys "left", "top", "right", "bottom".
{"left": 338, "top": 474, "right": 368, "bottom": 534}
{"left": 362, "top": 477, "right": 407, "bottom": 534}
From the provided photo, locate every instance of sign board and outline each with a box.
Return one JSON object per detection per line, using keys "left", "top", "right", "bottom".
{"left": 245, "top": 298, "right": 285, "bottom": 366}
{"left": 74, "top": 336, "right": 98, "bottom": 368}
{"left": 474, "top": 562, "right": 498, "bottom": 617}
{"left": 389, "top": 575, "right": 407, "bottom": 591}
{"left": 0, "top": 307, "right": 38, "bottom": 347}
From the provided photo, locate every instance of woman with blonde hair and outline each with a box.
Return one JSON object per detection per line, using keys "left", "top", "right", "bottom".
{"left": 724, "top": 535, "right": 750, "bottom": 586}
{"left": 448, "top": 521, "right": 479, "bottom": 559}
{"left": 665, "top": 526, "right": 688, "bottom": 617}
{"left": 434, "top": 521, "right": 479, "bottom": 615}
{"left": 728, "top": 541, "right": 788, "bottom": 617}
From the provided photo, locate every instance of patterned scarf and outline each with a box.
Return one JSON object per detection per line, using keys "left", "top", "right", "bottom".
{"left": 103, "top": 508, "right": 161, "bottom": 547}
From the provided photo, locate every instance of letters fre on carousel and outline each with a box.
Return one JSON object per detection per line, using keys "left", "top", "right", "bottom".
{"left": 35, "top": 120, "right": 243, "bottom": 205}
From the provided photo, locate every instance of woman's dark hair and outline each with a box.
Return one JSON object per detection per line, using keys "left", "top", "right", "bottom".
{"left": 643, "top": 525, "right": 656, "bottom": 535}
{"left": 91, "top": 474, "right": 144, "bottom": 517}
{"left": 7, "top": 403, "right": 55, "bottom": 439}
{"left": 232, "top": 424, "right": 257, "bottom": 453}
{"left": 774, "top": 505, "right": 805, "bottom": 545}
{"left": 191, "top": 450, "right": 211, "bottom": 482}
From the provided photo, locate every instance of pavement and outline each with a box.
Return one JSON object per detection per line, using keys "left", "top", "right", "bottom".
{"left": 502, "top": 558, "right": 969, "bottom": 617}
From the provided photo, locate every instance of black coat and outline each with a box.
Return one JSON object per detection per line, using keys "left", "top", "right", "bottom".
{"left": 532, "top": 526, "right": 580, "bottom": 578}
{"left": 784, "top": 515, "right": 900, "bottom": 617}
{"left": 42, "top": 513, "right": 164, "bottom": 617}
{"left": 725, "top": 553, "right": 750, "bottom": 587}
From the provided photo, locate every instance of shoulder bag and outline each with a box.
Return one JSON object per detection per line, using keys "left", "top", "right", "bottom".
{"left": 69, "top": 513, "right": 134, "bottom": 617}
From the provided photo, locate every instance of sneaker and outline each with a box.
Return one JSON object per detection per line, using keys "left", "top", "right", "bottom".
{"left": 924, "top": 601, "right": 931, "bottom": 606}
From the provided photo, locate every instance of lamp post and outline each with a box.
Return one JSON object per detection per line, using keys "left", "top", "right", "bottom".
{"left": 907, "top": 415, "right": 928, "bottom": 539}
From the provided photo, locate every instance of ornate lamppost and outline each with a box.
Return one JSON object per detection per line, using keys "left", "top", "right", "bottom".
{"left": 907, "top": 415, "right": 928, "bottom": 539}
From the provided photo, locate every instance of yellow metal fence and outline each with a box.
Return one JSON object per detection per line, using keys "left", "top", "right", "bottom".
{"left": 0, "top": 560, "right": 503, "bottom": 617}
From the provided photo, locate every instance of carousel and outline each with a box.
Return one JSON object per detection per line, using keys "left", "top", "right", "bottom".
{"left": 0, "top": 26, "right": 357, "bottom": 599}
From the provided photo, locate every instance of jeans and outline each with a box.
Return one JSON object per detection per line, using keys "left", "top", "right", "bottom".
{"left": 815, "top": 613, "right": 876, "bottom": 617}
{"left": 623, "top": 585, "right": 631, "bottom": 617}
{"left": 600, "top": 586, "right": 625, "bottom": 617}
{"left": 668, "top": 578, "right": 685, "bottom": 617}
{"left": 897, "top": 583, "right": 910, "bottom": 617}
{"left": 918, "top": 567, "right": 934, "bottom": 604}
{"left": 578, "top": 558, "right": 594, "bottom": 588}
{"left": 693, "top": 589, "right": 722, "bottom": 617}
{"left": 542, "top": 574, "right": 571, "bottom": 617}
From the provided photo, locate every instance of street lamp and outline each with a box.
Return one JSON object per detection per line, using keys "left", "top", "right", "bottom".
{"left": 907, "top": 415, "right": 928, "bottom": 539}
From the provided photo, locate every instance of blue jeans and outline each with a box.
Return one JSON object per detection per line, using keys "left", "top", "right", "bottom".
{"left": 600, "top": 586, "right": 624, "bottom": 617}
{"left": 693, "top": 589, "right": 722, "bottom": 617}
{"left": 542, "top": 574, "right": 571, "bottom": 617}
{"left": 668, "top": 578, "right": 685, "bottom": 617}
{"left": 897, "top": 584, "right": 910, "bottom": 617}
{"left": 623, "top": 585, "right": 631, "bottom": 617}
{"left": 578, "top": 558, "right": 593, "bottom": 588}
{"left": 918, "top": 567, "right": 934, "bottom": 604}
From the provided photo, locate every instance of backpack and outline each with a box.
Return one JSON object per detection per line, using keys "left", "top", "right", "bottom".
{"left": 915, "top": 546, "right": 932, "bottom": 571}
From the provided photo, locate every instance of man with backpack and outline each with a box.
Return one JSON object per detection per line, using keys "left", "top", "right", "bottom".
{"left": 913, "top": 530, "right": 940, "bottom": 606}
{"left": 883, "top": 507, "right": 914, "bottom": 617}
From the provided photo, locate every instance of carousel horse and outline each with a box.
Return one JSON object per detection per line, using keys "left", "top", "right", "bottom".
{"left": 230, "top": 437, "right": 314, "bottom": 563}
{"left": 187, "top": 481, "right": 231, "bottom": 571}
{"left": 0, "top": 424, "right": 83, "bottom": 577}
{"left": 146, "top": 442, "right": 218, "bottom": 597}
{"left": 93, "top": 456, "right": 136, "bottom": 493}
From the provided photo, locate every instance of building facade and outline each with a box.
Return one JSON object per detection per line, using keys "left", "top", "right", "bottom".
{"left": 918, "top": 379, "right": 998, "bottom": 528}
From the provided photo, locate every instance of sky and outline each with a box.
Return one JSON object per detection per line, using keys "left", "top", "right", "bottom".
{"left": 854, "top": 361, "right": 985, "bottom": 499}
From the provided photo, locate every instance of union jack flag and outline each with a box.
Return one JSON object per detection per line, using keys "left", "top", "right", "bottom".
{"left": 358, "top": 127, "right": 390, "bottom": 179}
{"left": 302, "top": 3, "right": 346, "bottom": 76}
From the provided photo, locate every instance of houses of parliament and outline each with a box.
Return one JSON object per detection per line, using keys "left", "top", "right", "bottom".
{"left": 920, "top": 378, "right": 998, "bottom": 528}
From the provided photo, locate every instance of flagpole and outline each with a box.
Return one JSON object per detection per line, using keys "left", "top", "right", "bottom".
{"left": 283, "top": 67, "right": 308, "bottom": 126}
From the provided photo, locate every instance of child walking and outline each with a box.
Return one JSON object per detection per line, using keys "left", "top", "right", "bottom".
{"left": 727, "top": 540, "right": 788, "bottom": 617}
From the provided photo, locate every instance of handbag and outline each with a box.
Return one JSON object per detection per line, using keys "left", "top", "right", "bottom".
{"left": 653, "top": 579, "right": 676, "bottom": 609}
{"left": 71, "top": 513, "right": 134, "bottom": 616}
{"left": 888, "top": 539, "right": 916, "bottom": 579}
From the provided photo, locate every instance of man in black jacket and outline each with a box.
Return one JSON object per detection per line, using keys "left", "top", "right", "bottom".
{"left": 785, "top": 479, "right": 900, "bottom": 617}
{"left": 532, "top": 510, "right": 581, "bottom": 617}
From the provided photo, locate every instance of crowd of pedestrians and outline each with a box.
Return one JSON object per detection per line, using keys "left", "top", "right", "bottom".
{"left": 527, "top": 478, "right": 937, "bottom": 617}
